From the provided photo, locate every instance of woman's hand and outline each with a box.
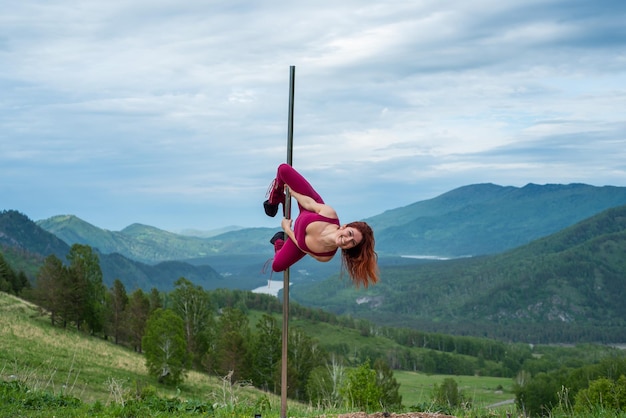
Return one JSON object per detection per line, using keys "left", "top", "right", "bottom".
{"left": 281, "top": 217, "right": 298, "bottom": 246}
{"left": 281, "top": 217, "right": 293, "bottom": 232}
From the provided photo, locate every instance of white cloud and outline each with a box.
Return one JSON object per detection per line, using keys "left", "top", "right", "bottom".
{"left": 1, "top": 0, "right": 625, "bottom": 231}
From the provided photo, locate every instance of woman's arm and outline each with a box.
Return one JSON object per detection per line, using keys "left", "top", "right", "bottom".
{"left": 289, "top": 188, "right": 338, "bottom": 218}
{"left": 288, "top": 189, "right": 323, "bottom": 212}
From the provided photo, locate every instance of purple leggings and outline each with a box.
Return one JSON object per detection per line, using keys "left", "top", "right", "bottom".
{"left": 271, "top": 164, "right": 325, "bottom": 272}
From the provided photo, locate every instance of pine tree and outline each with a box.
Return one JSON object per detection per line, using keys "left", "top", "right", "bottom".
{"left": 213, "top": 307, "right": 250, "bottom": 381}
{"left": 106, "top": 279, "right": 128, "bottom": 344}
{"left": 250, "top": 314, "right": 281, "bottom": 392}
{"left": 34, "top": 255, "right": 67, "bottom": 326}
{"left": 0, "top": 253, "right": 17, "bottom": 294}
{"left": 373, "top": 358, "right": 402, "bottom": 410}
{"left": 148, "top": 287, "right": 163, "bottom": 312}
{"left": 127, "top": 288, "right": 151, "bottom": 353}
{"left": 66, "top": 244, "right": 105, "bottom": 333}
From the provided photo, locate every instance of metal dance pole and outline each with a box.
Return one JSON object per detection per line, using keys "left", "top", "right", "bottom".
{"left": 281, "top": 65, "right": 295, "bottom": 418}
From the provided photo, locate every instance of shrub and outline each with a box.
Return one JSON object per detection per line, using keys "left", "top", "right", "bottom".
{"left": 574, "top": 375, "right": 626, "bottom": 414}
{"left": 340, "top": 359, "right": 383, "bottom": 411}
{"left": 431, "top": 377, "right": 466, "bottom": 409}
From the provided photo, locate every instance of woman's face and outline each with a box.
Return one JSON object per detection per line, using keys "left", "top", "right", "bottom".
{"left": 337, "top": 225, "right": 363, "bottom": 249}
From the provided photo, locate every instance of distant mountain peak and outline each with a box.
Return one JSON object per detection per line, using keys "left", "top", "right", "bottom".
{"left": 121, "top": 223, "right": 166, "bottom": 234}
{"left": 177, "top": 226, "right": 243, "bottom": 238}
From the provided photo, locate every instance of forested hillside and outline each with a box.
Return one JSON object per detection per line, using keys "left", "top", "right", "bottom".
{"left": 291, "top": 205, "right": 626, "bottom": 343}
{"left": 0, "top": 210, "right": 68, "bottom": 260}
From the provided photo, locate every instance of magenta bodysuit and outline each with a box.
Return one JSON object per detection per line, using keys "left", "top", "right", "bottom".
{"left": 270, "top": 164, "right": 340, "bottom": 272}
{"left": 294, "top": 211, "right": 340, "bottom": 257}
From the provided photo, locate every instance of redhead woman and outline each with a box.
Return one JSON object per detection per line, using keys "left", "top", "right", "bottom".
{"left": 263, "top": 163, "right": 379, "bottom": 288}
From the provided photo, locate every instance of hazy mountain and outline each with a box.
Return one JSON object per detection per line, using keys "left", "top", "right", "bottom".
{"left": 97, "top": 253, "right": 229, "bottom": 291}
{"left": 367, "top": 183, "right": 626, "bottom": 257}
{"left": 1, "top": 211, "right": 233, "bottom": 291}
{"left": 36, "top": 215, "right": 218, "bottom": 264}
{"left": 37, "top": 183, "right": 626, "bottom": 267}
{"left": 177, "top": 225, "right": 243, "bottom": 238}
{"left": 37, "top": 215, "right": 273, "bottom": 264}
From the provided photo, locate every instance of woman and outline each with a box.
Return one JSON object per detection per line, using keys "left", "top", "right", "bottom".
{"left": 263, "top": 163, "right": 379, "bottom": 288}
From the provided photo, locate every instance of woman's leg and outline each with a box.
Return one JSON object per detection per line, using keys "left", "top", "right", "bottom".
{"left": 271, "top": 163, "right": 325, "bottom": 204}
{"left": 272, "top": 236, "right": 306, "bottom": 272}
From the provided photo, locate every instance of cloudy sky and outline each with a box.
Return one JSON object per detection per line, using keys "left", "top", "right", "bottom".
{"left": 2, "top": 0, "right": 625, "bottom": 233}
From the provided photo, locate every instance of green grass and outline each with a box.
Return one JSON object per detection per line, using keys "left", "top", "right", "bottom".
{"left": 0, "top": 292, "right": 271, "bottom": 407}
{"left": 395, "top": 371, "right": 515, "bottom": 409}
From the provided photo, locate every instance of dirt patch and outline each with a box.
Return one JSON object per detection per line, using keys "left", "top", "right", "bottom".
{"left": 331, "top": 413, "right": 456, "bottom": 418}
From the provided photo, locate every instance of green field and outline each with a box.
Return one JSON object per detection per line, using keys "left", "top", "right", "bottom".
{"left": 395, "top": 370, "right": 515, "bottom": 409}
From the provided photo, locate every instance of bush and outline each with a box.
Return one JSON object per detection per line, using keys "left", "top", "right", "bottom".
{"left": 0, "top": 380, "right": 82, "bottom": 412}
{"left": 515, "top": 371, "right": 560, "bottom": 416}
{"left": 431, "top": 377, "right": 467, "bottom": 409}
{"left": 340, "top": 360, "right": 383, "bottom": 412}
{"left": 574, "top": 375, "right": 626, "bottom": 414}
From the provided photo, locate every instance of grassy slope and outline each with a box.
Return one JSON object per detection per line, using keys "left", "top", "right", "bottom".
{"left": 1, "top": 290, "right": 517, "bottom": 415}
{"left": 0, "top": 292, "right": 262, "bottom": 405}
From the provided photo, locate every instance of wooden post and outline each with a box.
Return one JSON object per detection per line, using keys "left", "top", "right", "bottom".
{"left": 281, "top": 65, "right": 295, "bottom": 418}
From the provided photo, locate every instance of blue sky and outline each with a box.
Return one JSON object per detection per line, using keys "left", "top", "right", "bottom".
{"left": 2, "top": 0, "right": 625, "bottom": 233}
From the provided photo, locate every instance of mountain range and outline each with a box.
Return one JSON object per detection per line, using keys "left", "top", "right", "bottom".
{"left": 368, "top": 182, "right": 626, "bottom": 256}
{"left": 3, "top": 181, "right": 626, "bottom": 342}
{"left": 35, "top": 182, "right": 626, "bottom": 262}
{"left": 0, "top": 210, "right": 227, "bottom": 291}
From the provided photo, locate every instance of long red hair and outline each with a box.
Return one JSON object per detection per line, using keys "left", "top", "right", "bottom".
{"left": 341, "top": 221, "right": 379, "bottom": 288}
